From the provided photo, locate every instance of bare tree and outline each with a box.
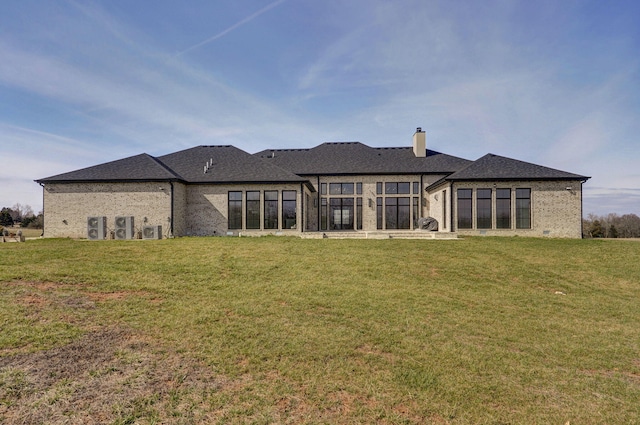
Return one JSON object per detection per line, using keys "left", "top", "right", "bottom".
{"left": 9, "top": 203, "right": 35, "bottom": 222}
{"left": 583, "top": 213, "right": 640, "bottom": 238}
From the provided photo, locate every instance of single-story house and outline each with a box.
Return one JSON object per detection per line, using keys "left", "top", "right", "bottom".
{"left": 36, "top": 128, "right": 589, "bottom": 239}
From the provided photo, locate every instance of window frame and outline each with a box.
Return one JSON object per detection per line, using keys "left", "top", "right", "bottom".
{"left": 496, "top": 188, "right": 511, "bottom": 229}
{"left": 245, "top": 191, "right": 260, "bottom": 230}
{"left": 264, "top": 190, "right": 278, "bottom": 230}
{"left": 516, "top": 188, "right": 531, "bottom": 229}
{"left": 282, "top": 190, "right": 297, "bottom": 229}
{"left": 457, "top": 189, "right": 473, "bottom": 229}
{"left": 228, "top": 191, "right": 243, "bottom": 230}
{"left": 476, "top": 188, "right": 492, "bottom": 229}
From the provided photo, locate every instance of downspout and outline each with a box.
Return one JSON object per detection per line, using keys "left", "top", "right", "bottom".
{"left": 580, "top": 180, "right": 585, "bottom": 239}
{"left": 420, "top": 175, "right": 424, "bottom": 218}
{"left": 169, "top": 181, "right": 174, "bottom": 238}
{"left": 300, "top": 182, "right": 304, "bottom": 233}
{"left": 38, "top": 182, "right": 45, "bottom": 237}
{"left": 450, "top": 182, "right": 454, "bottom": 232}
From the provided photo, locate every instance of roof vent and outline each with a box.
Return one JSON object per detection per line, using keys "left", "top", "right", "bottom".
{"left": 204, "top": 158, "right": 213, "bottom": 174}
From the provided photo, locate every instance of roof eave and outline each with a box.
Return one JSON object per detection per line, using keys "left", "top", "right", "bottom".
{"left": 446, "top": 176, "right": 591, "bottom": 182}
{"left": 293, "top": 171, "right": 461, "bottom": 177}
{"left": 35, "top": 177, "right": 184, "bottom": 184}
{"left": 187, "top": 179, "right": 316, "bottom": 192}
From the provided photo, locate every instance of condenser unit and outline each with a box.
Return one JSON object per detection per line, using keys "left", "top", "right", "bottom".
{"left": 142, "top": 225, "right": 162, "bottom": 240}
{"left": 114, "top": 216, "right": 135, "bottom": 240}
{"left": 87, "top": 216, "right": 107, "bottom": 240}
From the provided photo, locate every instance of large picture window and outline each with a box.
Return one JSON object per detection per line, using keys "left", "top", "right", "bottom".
{"left": 385, "top": 197, "right": 410, "bottom": 229}
{"left": 330, "top": 198, "right": 354, "bottom": 230}
{"left": 516, "top": 188, "right": 531, "bottom": 229}
{"left": 282, "top": 190, "right": 297, "bottom": 229}
{"left": 375, "top": 181, "right": 416, "bottom": 230}
{"left": 496, "top": 189, "right": 511, "bottom": 229}
{"left": 476, "top": 189, "right": 492, "bottom": 229}
{"left": 454, "top": 187, "right": 529, "bottom": 231}
{"left": 246, "top": 191, "right": 260, "bottom": 229}
{"left": 264, "top": 191, "right": 278, "bottom": 229}
{"left": 457, "top": 189, "right": 472, "bottom": 229}
{"left": 228, "top": 191, "right": 242, "bottom": 230}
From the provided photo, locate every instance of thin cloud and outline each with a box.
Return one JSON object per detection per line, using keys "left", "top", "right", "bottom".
{"left": 176, "top": 0, "right": 286, "bottom": 57}
{"left": 583, "top": 187, "right": 640, "bottom": 215}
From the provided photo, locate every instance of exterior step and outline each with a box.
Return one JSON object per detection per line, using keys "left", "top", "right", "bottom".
{"left": 300, "top": 231, "right": 458, "bottom": 240}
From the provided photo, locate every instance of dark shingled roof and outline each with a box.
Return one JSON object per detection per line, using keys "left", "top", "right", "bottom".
{"left": 156, "top": 145, "right": 308, "bottom": 184}
{"left": 37, "top": 146, "right": 309, "bottom": 185}
{"left": 36, "top": 143, "right": 589, "bottom": 188}
{"left": 445, "top": 153, "right": 590, "bottom": 181}
{"left": 254, "top": 142, "right": 472, "bottom": 175}
{"left": 36, "top": 154, "right": 180, "bottom": 183}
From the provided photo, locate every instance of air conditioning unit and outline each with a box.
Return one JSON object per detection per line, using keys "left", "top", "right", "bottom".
{"left": 87, "top": 216, "right": 107, "bottom": 240}
{"left": 114, "top": 216, "right": 135, "bottom": 240}
{"left": 142, "top": 225, "right": 162, "bottom": 240}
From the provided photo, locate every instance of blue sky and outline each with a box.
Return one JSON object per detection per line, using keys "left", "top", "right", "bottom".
{"left": 1, "top": 0, "right": 639, "bottom": 216}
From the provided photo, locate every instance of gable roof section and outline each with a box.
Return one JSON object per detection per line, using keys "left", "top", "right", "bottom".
{"left": 255, "top": 142, "right": 472, "bottom": 175}
{"left": 444, "top": 153, "right": 590, "bottom": 181}
{"left": 156, "top": 145, "right": 308, "bottom": 184}
{"left": 37, "top": 146, "right": 310, "bottom": 186}
{"left": 36, "top": 153, "right": 180, "bottom": 183}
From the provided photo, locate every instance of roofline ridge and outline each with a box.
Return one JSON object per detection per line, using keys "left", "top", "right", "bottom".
{"left": 147, "top": 155, "right": 185, "bottom": 181}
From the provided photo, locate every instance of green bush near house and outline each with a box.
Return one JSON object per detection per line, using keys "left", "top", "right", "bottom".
{"left": 0, "top": 237, "right": 638, "bottom": 424}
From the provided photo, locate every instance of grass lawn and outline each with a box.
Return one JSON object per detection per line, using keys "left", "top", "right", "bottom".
{"left": 0, "top": 236, "right": 638, "bottom": 424}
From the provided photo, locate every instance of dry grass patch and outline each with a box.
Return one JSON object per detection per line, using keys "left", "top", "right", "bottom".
{"left": 0, "top": 327, "right": 222, "bottom": 425}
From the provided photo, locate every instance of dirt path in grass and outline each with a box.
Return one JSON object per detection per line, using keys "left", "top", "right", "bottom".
{"left": 0, "top": 276, "right": 230, "bottom": 425}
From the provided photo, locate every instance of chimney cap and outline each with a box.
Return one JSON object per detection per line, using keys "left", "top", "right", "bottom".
{"left": 416, "top": 127, "right": 422, "bottom": 132}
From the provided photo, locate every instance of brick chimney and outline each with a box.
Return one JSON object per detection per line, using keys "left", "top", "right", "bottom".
{"left": 413, "top": 127, "right": 426, "bottom": 157}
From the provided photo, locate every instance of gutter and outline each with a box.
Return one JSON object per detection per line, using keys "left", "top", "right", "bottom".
{"left": 580, "top": 179, "right": 588, "bottom": 239}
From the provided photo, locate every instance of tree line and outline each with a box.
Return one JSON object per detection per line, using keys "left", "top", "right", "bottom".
{"left": 0, "top": 203, "right": 43, "bottom": 229}
{"left": 583, "top": 213, "right": 640, "bottom": 238}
